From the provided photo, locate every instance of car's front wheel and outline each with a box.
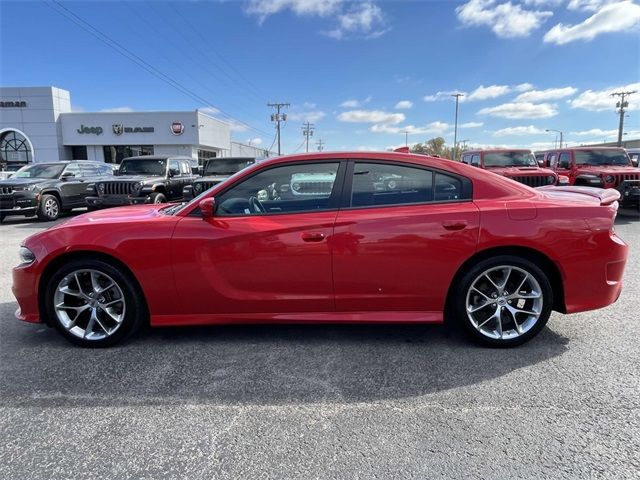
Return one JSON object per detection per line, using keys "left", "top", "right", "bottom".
{"left": 453, "top": 255, "right": 553, "bottom": 347}
{"left": 149, "top": 192, "right": 167, "bottom": 204}
{"left": 37, "top": 194, "right": 60, "bottom": 221}
{"left": 43, "top": 258, "right": 146, "bottom": 347}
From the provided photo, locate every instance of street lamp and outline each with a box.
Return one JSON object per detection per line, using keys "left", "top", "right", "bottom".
{"left": 545, "top": 129, "right": 563, "bottom": 148}
{"left": 451, "top": 93, "right": 464, "bottom": 160}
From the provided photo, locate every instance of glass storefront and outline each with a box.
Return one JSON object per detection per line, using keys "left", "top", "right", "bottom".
{"left": 103, "top": 145, "right": 154, "bottom": 164}
{"left": 71, "top": 146, "right": 88, "bottom": 160}
{"left": 198, "top": 149, "right": 217, "bottom": 165}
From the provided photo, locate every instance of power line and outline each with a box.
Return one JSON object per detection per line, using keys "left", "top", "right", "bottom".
{"left": 268, "top": 103, "right": 289, "bottom": 156}
{"left": 45, "top": 0, "right": 270, "bottom": 137}
{"left": 301, "top": 122, "right": 315, "bottom": 153}
{"left": 611, "top": 91, "right": 636, "bottom": 147}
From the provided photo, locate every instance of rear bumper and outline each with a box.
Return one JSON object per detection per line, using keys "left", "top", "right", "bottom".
{"left": 86, "top": 195, "right": 150, "bottom": 207}
{"left": 563, "top": 231, "right": 628, "bottom": 314}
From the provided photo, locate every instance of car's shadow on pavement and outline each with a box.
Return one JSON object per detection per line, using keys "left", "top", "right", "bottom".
{"left": 0, "top": 302, "right": 569, "bottom": 408}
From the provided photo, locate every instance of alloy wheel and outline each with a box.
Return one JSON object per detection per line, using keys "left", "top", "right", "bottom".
{"left": 53, "top": 269, "right": 126, "bottom": 341}
{"left": 465, "top": 265, "right": 543, "bottom": 340}
{"left": 44, "top": 197, "right": 59, "bottom": 218}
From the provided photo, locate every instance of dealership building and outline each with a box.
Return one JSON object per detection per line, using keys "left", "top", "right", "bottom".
{"left": 0, "top": 86, "right": 270, "bottom": 167}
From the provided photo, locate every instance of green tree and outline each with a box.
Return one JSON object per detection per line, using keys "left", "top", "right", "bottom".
{"left": 411, "top": 137, "right": 468, "bottom": 160}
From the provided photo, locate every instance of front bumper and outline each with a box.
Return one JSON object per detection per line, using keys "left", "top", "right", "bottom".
{"left": 12, "top": 262, "right": 41, "bottom": 323}
{"left": 617, "top": 180, "right": 640, "bottom": 208}
{"left": 0, "top": 191, "right": 38, "bottom": 216}
{"left": 86, "top": 195, "right": 150, "bottom": 207}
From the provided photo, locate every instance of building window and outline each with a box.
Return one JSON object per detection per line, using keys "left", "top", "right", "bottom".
{"left": 103, "top": 145, "right": 154, "bottom": 164}
{"left": 71, "top": 146, "right": 88, "bottom": 160}
{"left": 198, "top": 149, "right": 217, "bottom": 165}
{"left": 0, "top": 130, "right": 32, "bottom": 164}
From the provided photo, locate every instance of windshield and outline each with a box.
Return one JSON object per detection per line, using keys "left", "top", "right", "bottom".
{"left": 575, "top": 150, "right": 630, "bottom": 166}
{"left": 484, "top": 152, "right": 537, "bottom": 167}
{"left": 204, "top": 158, "right": 253, "bottom": 175}
{"left": 12, "top": 163, "right": 65, "bottom": 179}
{"left": 119, "top": 159, "right": 167, "bottom": 176}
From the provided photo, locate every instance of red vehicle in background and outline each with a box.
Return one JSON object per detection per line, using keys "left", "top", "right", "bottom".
{"left": 461, "top": 149, "right": 559, "bottom": 188}
{"left": 545, "top": 147, "right": 639, "bottom": 209}
{"left": 12, "top": 151, "right": 628, "bottom": 348}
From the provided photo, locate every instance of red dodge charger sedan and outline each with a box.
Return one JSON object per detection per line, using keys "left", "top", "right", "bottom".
{"left": 12, "top": 152, "right": 628, "bottom": 348}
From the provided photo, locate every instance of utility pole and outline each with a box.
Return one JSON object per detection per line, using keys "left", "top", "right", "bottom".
{"left": 611, "top": 91, "right": 636, "bottom": 147}
{"left": 402, "top": 130, "right": 409, "bottom": 147}
{"left": 301, "top": 122, "right": 315, "bottom": 153}
{"left": 451, "top": 93, "right": 463, "bottom": 160}
{"left": 268, "top": 102, "right": 290, "bottom": 155}
{"left": 545, "top": 129, "right": 563, "bottom": 149}
{"left": 316, "top": 139, "right": 325, "bottom": 152}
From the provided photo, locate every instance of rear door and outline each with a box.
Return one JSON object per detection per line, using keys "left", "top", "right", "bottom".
{"left": 332, "top": 160, "right": 480, "bottom": 315}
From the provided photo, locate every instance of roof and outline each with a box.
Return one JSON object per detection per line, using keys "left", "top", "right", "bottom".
{"left": 122, "top": 155, "right": 193, "bottom": 161}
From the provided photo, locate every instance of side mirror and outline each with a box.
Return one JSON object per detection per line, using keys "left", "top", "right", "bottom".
{"left": 61, "top": 171, "right": 75, "bottom": 180}
{"left": 168, "top": 169, "right": 178, "bottom": 177}
{"left": 537, "top": 160, "right": 544, "bottom": 168}
{"left": 199, "top": 197, "right": 216, "bottom": 219}
{"left": 557, "top": 175, "right": 570, "bottom": 186}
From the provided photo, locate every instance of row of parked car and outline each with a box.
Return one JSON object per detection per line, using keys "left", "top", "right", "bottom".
{"left": 1, "top": 146, "right": 638, "bottom": 222}
{"left": 0, "top": 156, "right": 255, "bottom": 222}
{"left": 459, "top": 147, "right": 639, "bottom": 210}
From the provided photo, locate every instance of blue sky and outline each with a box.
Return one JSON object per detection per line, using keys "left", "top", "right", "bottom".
{"left": 1, "top": 0, "right": 639, "bottom": 153}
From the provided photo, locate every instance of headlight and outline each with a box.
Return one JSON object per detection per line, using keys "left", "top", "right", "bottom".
{"left": 547, "top": 176, "right": 556, "bottom": 184}
{"left": 18, "top": 246, "right": 35, "bottom": 265}
{"left": 132, "top": 181, "right": 143, "bottom": 193}
{"left": 194, "top": 183, "right": 202, "bottom": 192}
{"left": 12, "top": 184, "right": 38, "bottom": 192}
{"left": 97, "top": 183, "right": 105, "bottom": 193}
{"left": 605, "top": 175, "right": 615, "bottom": 184}
{"left": 291, "top": 182, "right": 300, "bottom": 191}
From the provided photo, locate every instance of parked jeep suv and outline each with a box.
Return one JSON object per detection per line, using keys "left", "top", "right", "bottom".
{"left": 461, "top": 149, "right": 558, "bottom": 187}
{"left": 86, "top": 156, "right": 195, "bottom": 208}
{"left": 546, "top": 147, "right": 639, "bottom": 209}
{"left": 183, "top": 157, "right": 255, "bottom": 200}
{"left": 0, "top": 161, "right": 113, "bottom": 222}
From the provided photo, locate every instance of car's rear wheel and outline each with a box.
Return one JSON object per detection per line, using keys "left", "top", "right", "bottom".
{"left": 43, "top": 258, "right": 146, "bottom": 347}
{"left": 453, "top": 255, "right": 553, "bottom": 347}
{"left": 150, "top": 192, "right": 167, "bottom": 204}
{"left": 37, "top": 194, "right": 60, "bottom": 221}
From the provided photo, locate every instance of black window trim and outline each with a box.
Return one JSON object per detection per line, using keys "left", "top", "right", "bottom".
{"left": 339, "top": 159, "right": 473, "bottom": 211}
{"left": 190, "top": 159, "right": 349, "bottom": 218}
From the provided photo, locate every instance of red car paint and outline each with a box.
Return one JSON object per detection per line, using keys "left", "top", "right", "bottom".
{"left": 13, "top": 152, "right": 627, "bottom": 327}
{"left": 462, "top": 149, "right": 558, "bottom": 188}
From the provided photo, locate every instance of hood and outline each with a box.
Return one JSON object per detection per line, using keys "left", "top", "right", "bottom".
{"left": 97, "top": 175, "right": 163, "bottom": 183}
{"left": 51, "top": 204, "right": 169, "bottom": 230}
{"left": 485, "top": 166, "right": 554, "bottom": 176}
{"left": 575, "top": 165, "right": 639, "bottom": 175}
{"left": 0, "top": 177, "right": 53, "bottom": 187}
{"left": 197, "top": 175, "right": 229, "bottom": 182}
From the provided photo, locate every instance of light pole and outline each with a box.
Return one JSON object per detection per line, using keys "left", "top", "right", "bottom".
{"left": 545, "top": 129, "right": 563, "bottom": 149}
{"left": 451, "top": 93, "right": 464, "bottom": 160}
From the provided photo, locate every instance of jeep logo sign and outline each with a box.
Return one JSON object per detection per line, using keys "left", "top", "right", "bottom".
{"left": 77, "top": 124, "right": 103, "bottom": 135}
{"left": 171, "top": 122, "right": 184, "bottom": 135}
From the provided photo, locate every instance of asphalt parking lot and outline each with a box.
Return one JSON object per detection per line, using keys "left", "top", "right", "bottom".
{"left": 1, "top": 209, "right": 639, "bottom": 479}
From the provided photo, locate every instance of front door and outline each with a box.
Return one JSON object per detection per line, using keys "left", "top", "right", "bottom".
{"left": 171, "top": 160, "right": 345, "bottom": 316}
{"left": 332, "top": 161, "right": 480, "bottom": 314}
{"left": 58, "top": 163, "right": 86, "bottom": 206}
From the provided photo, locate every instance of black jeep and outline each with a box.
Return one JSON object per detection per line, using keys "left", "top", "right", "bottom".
{"left": 86, "top": 156, "right": 195, "bottom": 208}
{"left": 183, "top": 157, "right": 255, "bottom": 200}
{"left": 0, "top": 161, "right": 113, "bottom": 222}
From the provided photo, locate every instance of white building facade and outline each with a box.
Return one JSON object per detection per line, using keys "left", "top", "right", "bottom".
{"left": 0, "top": 86, "right": 270, "bottom": 166}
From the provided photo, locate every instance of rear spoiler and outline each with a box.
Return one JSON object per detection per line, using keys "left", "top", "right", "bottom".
{"left": 393, "top": 147, "right": 410, "bottom": 153}
{"left": 537, "top": 185, "right": 621, "bottom": 206}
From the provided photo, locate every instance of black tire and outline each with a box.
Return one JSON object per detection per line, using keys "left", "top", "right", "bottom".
{"left": 149, "top": 192, "right": 167, "bottom": 204}
{"left": 452, "top": 255, "right": 553, "bottom": 347}
{"left": 37, "top": 194, "right": 60, "bottom": 221}
{"left": 43, "top": 257, "right": 147, "bottom": 348}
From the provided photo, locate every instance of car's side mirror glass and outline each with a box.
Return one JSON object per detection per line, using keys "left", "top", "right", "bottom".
{"left": 61, "top": 171, "right": 75, "bottom": 180}
{"left": 199, "top": 197, "right": 216, "bottom": 219}
{"left": 169, "top": 168, "right": 179, "bottom": 177}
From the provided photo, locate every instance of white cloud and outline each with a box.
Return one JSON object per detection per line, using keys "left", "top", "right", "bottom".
{"left": 245, "top": 0, "right": 341, "bottom": 23}
{"left": 493, "top": 125, "right": 546, "bottom": 136}
{"left": 199, "top": 106, "right": 221, "bottom": 116}
{"left": 567, "top": 0, "right": 610, "bottom": 12}
{"left": 324, "top": 2, "right": 387, "bottom": 39}
{"left": 460, "top": 121, "right": 484, "bottom": 128}
{"left": 570, "top": 128, "right": 618, "bottom": 136}
{"left": 423, "top": 90, "right": 464, "bottom": 102}
{"left": 478, "top": 102, "right": 558, "bottom": 119}
{"left": 456, "top": 0, "right": 553, "bottom": 38}
{"left": 515, "top": 83, "right": 535, "bottom": 92}
{"left": 395, "top": 100, "right": 413, "bottom": 109}
{"left": 371, "top": 121, "right": 449, "bottom": 135}
{"left": 569, "top": 82, "right": 640, "bottom": 111}
{"left": 246, "top": 137, "right": 264, "bottom": 145}
{"left": 99, "top": 106, "right": 134, "bottom": 113}
{"left": 463, "top": 84, "right": 511, "bottom": 101}
{"left": 515, "top": 86, "right": 578, "bottom": 102}
{"left": 288, "top": 110, "right": 327, "bottom": 122}
{"left": 337, "top": 109, "right": 405, "bottom": 124}
{"left": 339, "top": 96, "right": 372, "bottom": 108}
{"left": 544, "top": 1, "right": 640, "bottom": 45}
